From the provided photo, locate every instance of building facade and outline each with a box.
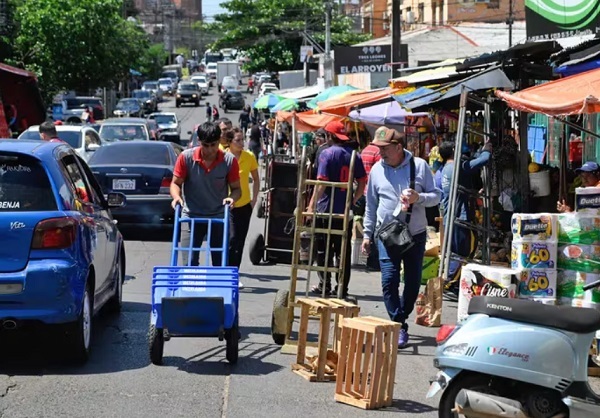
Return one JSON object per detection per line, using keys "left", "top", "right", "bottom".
{"left": 359, "top": 0, "right": 525, "bottom": 37}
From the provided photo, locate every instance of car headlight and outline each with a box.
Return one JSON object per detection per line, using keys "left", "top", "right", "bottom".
{"left": 176, "top": 94, "right": 181, "bottom": 98}
{"left": 192, "top": 94, "right": 197, "bottom": 98}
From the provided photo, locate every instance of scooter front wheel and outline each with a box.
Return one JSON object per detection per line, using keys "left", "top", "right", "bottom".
{"left": 438, "top": 372, "right": 502, "bottom": 418}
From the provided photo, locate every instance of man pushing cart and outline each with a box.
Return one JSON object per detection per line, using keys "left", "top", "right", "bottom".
{"left": 148, "top": 122, "right": 242, "bottom": 365}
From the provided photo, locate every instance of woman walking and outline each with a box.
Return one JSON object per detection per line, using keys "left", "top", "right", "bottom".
{"left": 227, "top": 127, "right": 260, "bottom": 285}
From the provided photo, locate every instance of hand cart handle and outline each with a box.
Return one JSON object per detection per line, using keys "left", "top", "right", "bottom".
{"left": 171, "top": 203, "right": 231, "bottom": 267}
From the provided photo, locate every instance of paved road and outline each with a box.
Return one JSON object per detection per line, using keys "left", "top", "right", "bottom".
{"left": 0, "top": 94, "right": 597, "bottom": 417}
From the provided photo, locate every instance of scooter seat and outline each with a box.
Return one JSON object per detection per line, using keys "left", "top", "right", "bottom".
{"left": 468, "top": 296, "right": 600, "bottom": 333}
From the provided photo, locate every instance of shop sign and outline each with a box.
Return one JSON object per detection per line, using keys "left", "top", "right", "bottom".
{"left": 334, "top": 45, "right": 408, "bottom": 74}
{"left": 526, "top": 0, "right": 600, "bottom": 40}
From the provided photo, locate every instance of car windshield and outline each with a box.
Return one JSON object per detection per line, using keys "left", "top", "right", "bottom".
{"left": 230, "top": 91, "right": 243, "bottom": 98}
{"left": 179, "top": 84, "right": 197, "bottom": 91}
{"left": 151, "top": 115, "right": 176, "bottom": 125}
{"left": 19, "top": 129, "right": 82, "bottom": 148}
{"left": 159, "top": 79, "right": 171, "bottom": 85}
{"left": 133, "top": 91, "right": 151, "bottom": 99}
{"left": 99, "top": 124, "right": 148, "bottom": 141}
{"left": 89, "top": 143, "right": 170, "bottom": 165}
{"left": 65, "top": 98, "right": 100, "bottom": 109}
{"left": 143, "top": 82, "right": 157, "bottom": 89}
{"left": 192, "top": 77, "right": 206, "bottom": 83}
{"left": 116, "top": 99, "right": 140, "bottom": 109}
{"left": 0, "top": 154, "right": 57, "bottom": 211}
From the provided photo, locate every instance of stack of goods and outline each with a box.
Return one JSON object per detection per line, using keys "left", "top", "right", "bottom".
{"left": 457, "top": 264, "right": 519, "bottom": 322}
{"left": 575, "top": 186, "right": 600, "bottom": 214}
{"left": 556, "top": 212, "right": 600, "bottom": 309}
{"left": 511, "top": 213, "right": 558, "bottom": 304}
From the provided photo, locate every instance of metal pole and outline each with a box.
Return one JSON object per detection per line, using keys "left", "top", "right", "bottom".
{"left": 482, "top": 99, "right": 492, "bottom": 264}
{"left": 507, "top": 0, "right": 514, "bottom": 48}
{"left": 324, "top": 2, "right": 333, "bottom": 88}
{"left": 391, "top": 0, "right": 402, "bottom": 79}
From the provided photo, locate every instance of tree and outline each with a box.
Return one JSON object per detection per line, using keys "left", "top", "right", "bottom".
{"left": 212, "top": 0, "right": 370, "bottom": 73}
{"left": 10, "top": 0, "right": 149, "bottom": 100}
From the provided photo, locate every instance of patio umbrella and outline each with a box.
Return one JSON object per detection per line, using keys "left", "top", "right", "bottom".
{"left": 253, "top": 94, "right": 284, "bottom": 110}
{"left": 306, "top": 85, "right": 361, "bottom": 109}
{"left": 348, "top": 101, "right": 429, "bottom": 125}
{"left": 270, "top": 97, "right": 299, "bottom": 112}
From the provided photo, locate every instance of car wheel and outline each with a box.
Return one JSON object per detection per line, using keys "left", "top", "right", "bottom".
{"left": 106, "top": 249, "right": 124, "bottom": 313}
{"left": 65, "top": 283, "right": 93, "bottom": 364}
{"left": 176, "top": 102, "right": 180, "bottom": 108}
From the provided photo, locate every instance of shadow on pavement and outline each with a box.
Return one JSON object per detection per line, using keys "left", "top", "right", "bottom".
{"left": 119, "top": 225, "right": 174, "bottom": 242}
{"left": 397, "top": 334, "right": 438, "bottom": 356}
{"left": 165, "top": 342, "right": 283, "bottom": 376}
{"left": 381, "top": 399, "right": 437, "bottom": 414}
{"left": 0, "top": 301, "right": 150, "bottom": 375}
{"left": 240, "top": 272, "right": 289, "bottom": 282}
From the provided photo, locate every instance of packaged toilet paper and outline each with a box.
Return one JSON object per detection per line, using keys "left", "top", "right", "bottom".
{"left": 557, "top": 270, "right": 600, "bottom": 310}
{"left": 511, "top": 213, "right": 557, "bottom": 241}
{"left": 557, "top": 213, "right": 600, "bottom": 245}
{"left": 457, "top": 264, "right": 519, "bottom": 322}
{"left": 517, "top": 269, "right": 557, "bottom": 302}
{"left": 557, "top": 243, "right": 600, "bottom": 273}
{"left": 511, "top": 240, "right": 557, "bottom": 269}
{"left": 575, "top": 187, "right": 600, "bottom": 215}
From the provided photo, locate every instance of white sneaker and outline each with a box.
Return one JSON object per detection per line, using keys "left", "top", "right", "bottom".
{"left": 238, "top": 282, "right": 244, "bottom": 289}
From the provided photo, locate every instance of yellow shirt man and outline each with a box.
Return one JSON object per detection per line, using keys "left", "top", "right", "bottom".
{"left": 235, "top": 150, "right": 259, "bottom": 208}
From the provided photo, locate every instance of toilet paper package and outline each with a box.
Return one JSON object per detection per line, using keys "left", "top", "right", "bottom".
{"left": 557, "top": 243, "right": 600, "bottom": 273}
{"left": 575, "top": 187, "right": 600, "bottom": 215}
{"left": 511, "top": 213, "right": 557, "bottom": 241}
{"left": 511, "top": 240, "right": 557, "bottom": 270}
{"left": 517, "top": 269, "right": 557, "bottom": 303}
{"left": 458, "top": 264, "right": 519, "bottom": 322}
{"left": 557, "top": 213, "right": 600, "bottom": 245}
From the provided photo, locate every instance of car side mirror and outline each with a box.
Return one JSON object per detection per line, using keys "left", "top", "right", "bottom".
{"left": 86, "top": 143, "right": 100, "bottom": 152}
{"left": 107, "top": 192, "right": 126, "bottom": 208}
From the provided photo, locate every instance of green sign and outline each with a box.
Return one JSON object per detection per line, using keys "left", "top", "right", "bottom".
{"left": 526, "top": 0, "right": 600, "bottom": 40}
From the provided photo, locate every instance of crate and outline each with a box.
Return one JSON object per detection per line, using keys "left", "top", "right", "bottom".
{"left": 335, "top": 316, "right": 401, "bottom": 410}
{"left": 292, "top": 298, "right": 360, "bottom": 382}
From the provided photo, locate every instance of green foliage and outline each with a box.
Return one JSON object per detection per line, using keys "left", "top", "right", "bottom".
{"left": 136, "top": 44, "right": 169, "bottom": 80}
{"left": 10, "top": 0, "right": 149, "bottom": 100}
{"left": 212, "top": 0, "right": 370, "bottom": 73}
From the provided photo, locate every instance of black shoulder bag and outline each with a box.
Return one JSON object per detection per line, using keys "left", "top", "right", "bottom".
{"left": 375, "top": 157, "right": 416, "bottom": 255}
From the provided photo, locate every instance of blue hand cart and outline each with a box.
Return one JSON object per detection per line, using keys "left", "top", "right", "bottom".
{"left": 149, "top": 205, "right": 239, "bottom": 365}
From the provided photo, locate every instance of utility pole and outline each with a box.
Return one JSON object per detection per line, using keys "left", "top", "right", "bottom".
{"left": 391, "top": 0, "right": 402, "bottom": 79}
{"left": 507, "top": 0, "right": 514, "bottom": 48}
{"left": 324, "top": 2, "right": 333, "bottom": 88}
{"left": 304, "top": 22, "right": 309, "bottom": 86}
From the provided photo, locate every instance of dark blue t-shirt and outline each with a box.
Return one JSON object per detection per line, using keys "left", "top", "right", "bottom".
{"left": 316, "top": 144, "right": 366, "bottom": 214}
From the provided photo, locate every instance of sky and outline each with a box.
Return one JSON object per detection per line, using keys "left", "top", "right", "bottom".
{"left": 203, "top": 0, "right": 225, "bottom": 21}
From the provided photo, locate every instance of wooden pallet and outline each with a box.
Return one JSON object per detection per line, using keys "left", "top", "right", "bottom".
{"left": 291, "top": 298, "right": 360, "bottom": 382}
{"left": 335, "top": 316, "right": 400, "bottom": 410}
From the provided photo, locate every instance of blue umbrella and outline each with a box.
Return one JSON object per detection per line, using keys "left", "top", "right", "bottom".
{"left": 306, "top": 85, "right": 361, "bottom": 109}
{"left": 271, "top": 98, "right": 299, "bottom": 112}
{"left": 253, "top": 94, "right": 284, "bottom": 110}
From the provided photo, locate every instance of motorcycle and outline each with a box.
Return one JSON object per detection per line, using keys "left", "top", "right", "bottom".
{"left": 429, "top": 279, "right": 600, "bottom": 418}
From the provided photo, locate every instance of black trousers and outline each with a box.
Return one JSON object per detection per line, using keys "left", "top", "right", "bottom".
{"left": 180, "top": 221, "right": 224, "bottom": 267}
{"left": 316, "top": 218, "right": 352, "bottom": 296}
{"left": 229, "top": 203, "right": 253, "bottom": 268}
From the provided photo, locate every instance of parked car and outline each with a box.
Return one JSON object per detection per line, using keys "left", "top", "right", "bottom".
{"left": 141, "top": 81, "right": 164, "bottom": 102}
{"left": 219, "top": 90, "right": 245, "bottom": 111}
{"left": 89, "top": 141, "right": 182, "bottom": 226}
{"left": 147, "top": 112, "right": 181, "bottom": 143}
{"left": 113, "top": 98, "right": 143, "bottom": 118}
{"left": 190, "top": 75, "right": 209, "bottom": 95}
{"left": 158, "top": 78, "right": 175, "bottom": 95}
{"left": 98, "top": 118, "right": 152, "bottom": 142}
{"left": 0, "top": 140, "right": 126, "bottom": 363}
{"left": 18, "top": 125, "right": 103, "bottom": 162}
{"left": 131, "top": 89, "right": 158, "bottom": 114}
{"left": 49, "top": 96, "right": 105, "bottom": 123}
{"left": 176, "top": 82, "right": 201, "bottom": 108}
{"left": 259, "top": 82, "right": 279, "bottom": 97}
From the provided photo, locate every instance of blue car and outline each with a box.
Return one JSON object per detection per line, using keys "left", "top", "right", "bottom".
{"left": 0, "top": 140, "right": 127, "bottom": 363}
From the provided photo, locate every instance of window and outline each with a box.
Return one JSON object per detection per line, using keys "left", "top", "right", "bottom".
{"left": 62, "top": 155, "right": 93, "bottom": 205}
{"left": 84, "top": 131, "right": 101, "bottom": 147}
{"left": 89, "top": 143, "right": 171, "bottom": 166}
{"left": 0, "top": 154, "right": 57, "bottom": 211}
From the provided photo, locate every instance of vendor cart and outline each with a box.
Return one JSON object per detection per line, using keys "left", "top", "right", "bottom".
{"left": 249, "top": 155, "right": 301, "bottom": 265}
{"left": 148, "top": 205, "right": 239, "bottom": 365}
{"left": 270, "top": 146, "right": 357, "bottom": 348}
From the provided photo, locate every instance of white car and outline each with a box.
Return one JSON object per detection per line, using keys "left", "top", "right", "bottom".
{"left": 147, "top": 112, "right": 181, "bottom": 142}
{"left": 158, "top": 77, "right": 176, "bottom": 94}
{"left": 18, "top": 125, "right": 102, "bottom": 161}
{"left": 206, "top": 63, "right": 218, "bottom": 79}
{"left": 190, "top": 76, "right": 209, "bottom": 95}
{"left": 259, "top": 82, "right": 279, "bottom": 97}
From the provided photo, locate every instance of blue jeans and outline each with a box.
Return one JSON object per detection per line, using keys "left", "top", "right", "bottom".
{"left": 378, "top": 231, "right": 427, "bottom": 331}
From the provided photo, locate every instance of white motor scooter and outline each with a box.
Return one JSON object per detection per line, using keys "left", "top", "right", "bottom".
{"left": 428, "top": 279, "right": 600, "bottom": 418}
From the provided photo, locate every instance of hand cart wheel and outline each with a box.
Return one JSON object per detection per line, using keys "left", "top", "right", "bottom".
{"left": 249, "top": 234, "right": 265, "bottom": 265}
{"left": 148, "top": 323, "right": 164, "bottom": 365}
{"left": 271, "top": 289, "right": 289, "bottom": 345}
{"left": 225, "top": 317, "right": 239, "bottom": 364}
